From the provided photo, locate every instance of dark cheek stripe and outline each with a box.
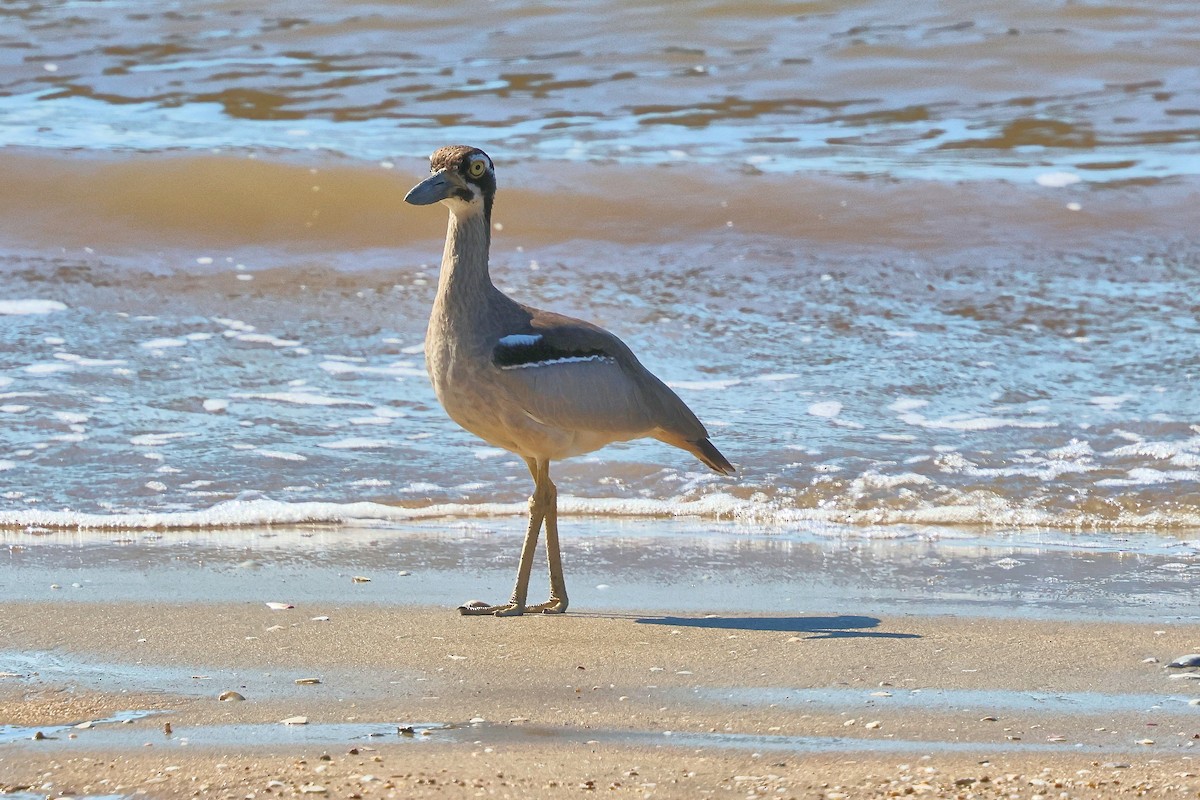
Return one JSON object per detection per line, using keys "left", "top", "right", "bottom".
{"left": 454, "top": 188, "right": 474, "bottom": 202}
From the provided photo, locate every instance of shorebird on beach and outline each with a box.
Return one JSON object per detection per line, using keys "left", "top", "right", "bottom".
{"left": 405, "top": 145, "right": 734, "bottom": 616}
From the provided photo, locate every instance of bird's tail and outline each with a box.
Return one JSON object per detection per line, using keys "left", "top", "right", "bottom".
{"left": 687, "top": 437, "right": 736, "bottom": 475}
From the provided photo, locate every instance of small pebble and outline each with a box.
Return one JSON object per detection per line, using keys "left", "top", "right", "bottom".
{"left": 280, "top": 716, "right": 308, "bottom": 725}
{"left": 352, "top": 575, "right": 371, "bottom": 583}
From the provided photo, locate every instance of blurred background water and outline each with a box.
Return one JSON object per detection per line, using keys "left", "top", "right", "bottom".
{"left": 1, "top": 0, "right": 1198, "bottom": 547}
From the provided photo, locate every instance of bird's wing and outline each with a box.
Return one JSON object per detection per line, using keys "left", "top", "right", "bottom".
{"left": 489, "top": 309, "right": 709, "bottom": 441}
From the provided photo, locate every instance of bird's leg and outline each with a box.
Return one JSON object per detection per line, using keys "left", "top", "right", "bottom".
{"left": 526, "top": 461, "right": 568, "bottom": 614}
{"left": 458, "top": 457, "right": 546, "bottom": 617}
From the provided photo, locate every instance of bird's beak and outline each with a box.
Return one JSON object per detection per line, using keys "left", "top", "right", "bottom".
{"left": 405, "top": 169, "right": 455, "bottom": 205}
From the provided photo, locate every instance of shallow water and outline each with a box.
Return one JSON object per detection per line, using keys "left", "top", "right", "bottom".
{"left": 4, "top": 523, "right": 1199, "bottom": 620}
{"left": 1, "top": 1, "right": 1198, "bottom": 541}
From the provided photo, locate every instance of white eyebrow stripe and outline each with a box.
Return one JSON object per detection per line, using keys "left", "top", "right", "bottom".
{"left": 497, "top": 334, "right": 542, "bottom": 347}
{"left": 499, "top": 355, "right": 614, "bottom": 370}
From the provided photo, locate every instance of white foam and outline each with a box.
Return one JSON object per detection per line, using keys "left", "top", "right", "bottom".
{"left": 54, "top": 411, "right": 89, "bottom": 425}
{"left": 668, "top": 379, "right": 743, "bottom": 391}
{"left": 141, "top": 337, "right": 188, "bottom": 349}
{"left": 1097, "top": 467, "right": 1200, "bottom": 487}
{"left": 213, "top": 317, "right": 255, "bottom": 332}
{"left": 899, "top": 411, "right": 1056, "bottom": 431}
{"left": 1090, "top": 394, "right": 1133, "bottom": 411}
{"left": 234, "top": 333, "right": 301, "bottom": 348}
{"left": 54, "top": 353, "right": 127, "bottom": 367}
{"left": 233, "top": 392, "right": 370, "bottom": 407}
{"left": 350, "top": 478, "right": 392, "bottom": 487}
{"left": 256, "top": 449, "right": 308, "bottom": 461}
{"left": 0, "top": 404, "right": 30, "bottom": 414}
{"left": 807, "top": 401, "right": 843, "bottom": 419}
{"left": 0, "top": 377, "right": 11, "bottom": 389}
{"left": 203, "top": 398, "right": 229, "bottom": 413}
{"left": 130, "top": 432, "right": 197, "bottom": 447}
{"left": 0, "top": 299, "right": 67, "bottom": 315}
{"left": 24, "top": 363, "right": 72, "bottom": 375}
{"left": 887, "top": 398, "right": 928, "bottom": 413}
{"left": 1035, "top": 171, "right": 1082, "bottom": 187}
{"left": 0, "top": 460, "right": 15, "bottom": 471}
{"left": 318, "top": 360, "right": 425, "bottom": 378}
{"left": 317, "top": 437, "right": 390, "bottom": 450}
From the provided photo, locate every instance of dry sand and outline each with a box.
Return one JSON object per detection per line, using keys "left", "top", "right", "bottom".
{"left": 3, "top": 599, "right": 1200, "bottom": 798}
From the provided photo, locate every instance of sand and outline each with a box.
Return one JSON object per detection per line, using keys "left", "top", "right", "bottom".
{"left": 4, "top": 589, "right": 1200, "bottom": 798}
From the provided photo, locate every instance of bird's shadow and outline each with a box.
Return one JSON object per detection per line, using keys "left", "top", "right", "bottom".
{"left": 632, "top": 614, "right": 921, "bottom": 640}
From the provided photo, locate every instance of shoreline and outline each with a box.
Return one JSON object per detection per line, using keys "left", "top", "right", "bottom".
{"left": 4, "top": 526, "right": 1200, "bottom": 797}
{"left": 3, "top": 519, "right": 1199, "bottom": 622}
{"left": 3, "top": 602, "right": 1200, "bottom": 797}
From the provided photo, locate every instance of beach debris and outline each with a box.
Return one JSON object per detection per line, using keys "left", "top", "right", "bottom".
{"left": 32, "top": 731, "right": 47, "bottom": 740}
{"left": 398, "top": 570, "right": 411, "bottom": 576}
{"left": 295, "top": 677, "right": 322, "bottom": 685}
{"left": 163, "top": 723, "right": 172, "bottom": 735}
{"left": 865, "top": 720, "right": 881, "bottom": 729}
{"left": 299, "top": 784, "right": 327, "bottom": 794}
{"left": 1168, "top": 672, "right": 1200, "bottom": 680}
{"left": 1168, "top": 654, "right": 1200, "bottom": 668}
{"left": 74, "top": 721, "right": 94, "bottom": 729}
{"left": 219, "top": 691, "right": 246, "bottom": 702}
{"left": 870, "top": 691, "right": 892, "bottom": 697}
{"left": 448, "top": 654, "right": 467, "bottom": 661}
{"left": 352, "top": 575, "right": 371, "bottom": 583}
{"left": 470, "top": 717, "right": 486, "bottom": 724}
{"left": 1047, "top": 735, "right": 1066, "bottom": 742}
{"left": 1144, "top": 657, "right": 1160, "bottom": 663}
{"left": 1189, "top": 699, "right": 1200, "bottom": 706}
{"left": 311, "top": 615, "right": 331, "bottom": 622}
{"left": 460, "top": 599, "right": 490, "bottom": 610}
{"left": 1103, "top": 762, "right": 1131, "bottom": 769}
{"left": 266, "top": 601, "right": 294, "bottom": 610}
{"left": 398, "top": 725, "right": 415, "bottom": 736}
{"left": 280, "top": 716, "right": 309, "bottom": 725}
{"left": 979, "top": 716, "right": 998, "bottom": 722}
{"left": 1138, "top": 738, "right": 1156, "bottom": 745}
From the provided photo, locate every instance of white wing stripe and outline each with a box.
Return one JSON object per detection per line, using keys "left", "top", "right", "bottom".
{"left": 499, "top": 355, "right": 614, "bottom": 370}
{"left": 497, "top": 334, "right": 543, "bottom": 347}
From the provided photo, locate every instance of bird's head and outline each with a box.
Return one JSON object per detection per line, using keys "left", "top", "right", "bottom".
{"left": 405, "top": 145, "right": 496, "bottom": 221}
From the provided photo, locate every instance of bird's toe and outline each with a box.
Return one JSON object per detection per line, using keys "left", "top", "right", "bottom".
{"left": 457, "top": 600, "right": 499, "bottom": 616}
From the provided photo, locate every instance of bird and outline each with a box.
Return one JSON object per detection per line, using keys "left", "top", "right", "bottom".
{"left": 404, "top": 145, "right": 734, "bottom": 617}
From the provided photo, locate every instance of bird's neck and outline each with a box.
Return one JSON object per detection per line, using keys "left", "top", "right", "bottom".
{"left": 433, "top": 209, "right": 499, "bottom": 320}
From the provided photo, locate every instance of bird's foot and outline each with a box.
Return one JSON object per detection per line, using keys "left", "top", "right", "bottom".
{"left": 457, "top": 600, "right": 525, "bottom": 617}
{"left": 526, "top": 597, "right": 568, "bottom": 614}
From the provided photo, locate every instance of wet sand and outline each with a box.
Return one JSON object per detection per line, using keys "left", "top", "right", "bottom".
{"left": 3, "top": 530, "right": 1200, "bottom": 798}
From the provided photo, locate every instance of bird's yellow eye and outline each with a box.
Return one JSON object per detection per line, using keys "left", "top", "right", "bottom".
{"left": 467, "top": 158, "right": 487, "bottom": 178}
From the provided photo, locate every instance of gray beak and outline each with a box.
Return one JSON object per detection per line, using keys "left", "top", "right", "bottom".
{"left": 405, "top": 169, "right": 454, "bottom": 205}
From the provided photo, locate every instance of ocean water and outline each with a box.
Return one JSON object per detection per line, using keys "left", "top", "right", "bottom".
{"left": 1, "top": 1, "right": 1199, "bottom": 548}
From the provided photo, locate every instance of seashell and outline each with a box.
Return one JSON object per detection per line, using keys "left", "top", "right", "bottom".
{"left": 280, "top": 716, "right": 308, "bottom": 725}
{"left": 295, "top": 677, "right": 321, "bottom": 685}
{"left": 219, "top": 691, "right": 245, "bottom": 701}
{"left": 1168, "top": 654, "right": 1200, "bottom": 668}
{"left": 265, "top": 602, "right": 294, "bottom": 610}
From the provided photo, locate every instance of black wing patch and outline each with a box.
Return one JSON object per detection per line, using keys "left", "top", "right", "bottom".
{"left": 492, "top": 334, "right": 611, "bottom": 370}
